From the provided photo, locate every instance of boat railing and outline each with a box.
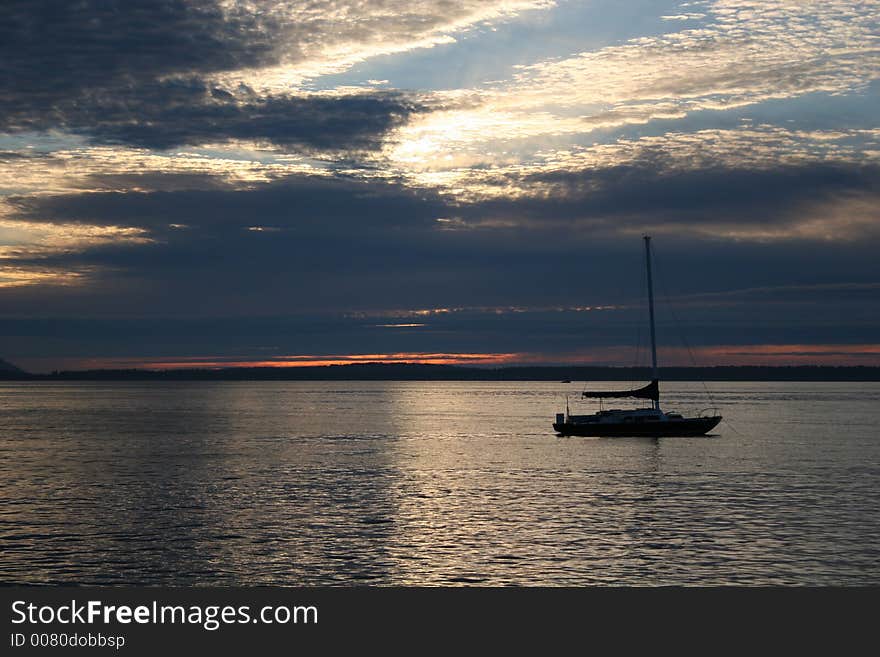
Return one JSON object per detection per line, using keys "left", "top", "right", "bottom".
{"left": 698, "top": 407, "right": 720, "bottom": 418}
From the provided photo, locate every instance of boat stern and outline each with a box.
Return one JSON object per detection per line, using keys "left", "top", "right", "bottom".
{"left": 554, "top": 413, "right": 566, "bottom": 434}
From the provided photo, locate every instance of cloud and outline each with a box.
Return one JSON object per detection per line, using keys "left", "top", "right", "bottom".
{"left": 1, "top": 0, "right": 552, "bottom": 101}
{"left": 390, "top": 126, "right": 880, "bottom": 242}
{"left": 0, "top": 161, "right": 874, "bottom": 328}
{"left": 0, "top": 145, "right": 330, "bottom": 198}
{"left": 3, "top": 75, "right": 426, "bottom": 152}
{"left": 0, "top": 211, "right": 152, "bottom": 288}
{"left": 0, "top": 1, "right": 276, "bottom": 106}
{"left": 0, "top": 215, "right": 151, "bottom": 256}
{"left": 387, "top": 0, "right": 880, "bottom": 167}
{"left": 0, "top": 0, "right": 550, "bottom": 150}
{"left": 1, "top": 1, "right": 879, "bottom": 369}
{"left": 2, "top": 141, "right": 877, "bottom": 303}
{"left": 1, "top": 121, "right": 877, "bottom": 311}
{"left": 209, "top": 0, "right": 557, "bottom": 89}
{"left": 4, "top": 303, "right": 880, "bottom": 372}
{"left": 0, "top": 172, "right": 455, "bottom": 301}
{"left": 0, "top": 264, "right": 97, "bottom": 288}
{"left": 7, "top": 172, "right": 445, "bottom": 232}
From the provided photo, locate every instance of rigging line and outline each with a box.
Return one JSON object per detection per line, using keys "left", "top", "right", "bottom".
{"left": 651, "top": 245, "right": 717, "bottom": 409}
{"left": 722, "top": 417, "right": 743, "bottom": 435}
{"left": 652, "top": 251, "right": 737, "bottom": 435}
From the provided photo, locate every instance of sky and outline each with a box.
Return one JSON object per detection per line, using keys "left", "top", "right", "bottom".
{"left": 1, "top": 0, "right": 878, "bottom": 373}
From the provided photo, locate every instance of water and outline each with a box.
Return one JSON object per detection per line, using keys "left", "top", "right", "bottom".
{"left": 0, "top": 381, "right": 878, "bottom": 586}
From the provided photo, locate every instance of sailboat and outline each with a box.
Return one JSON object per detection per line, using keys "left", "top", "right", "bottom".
{"left": 552, "top": 236, "right": 722, "bottom": 437}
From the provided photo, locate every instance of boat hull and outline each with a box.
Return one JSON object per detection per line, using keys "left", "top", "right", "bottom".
{"left": 553, "top": 416, "right": 721, "bottom": 437}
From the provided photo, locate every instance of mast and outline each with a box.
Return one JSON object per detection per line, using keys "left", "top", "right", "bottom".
{"left": 579, "top": 237, "right": 662, "bottom": 407}
{"left": 644, "top": 235, "right": 659, "bottom": 409}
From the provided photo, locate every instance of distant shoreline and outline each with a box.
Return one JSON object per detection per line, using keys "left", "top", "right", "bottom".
{"left": 2, "top": 363, "right": 879, "bottom": 381}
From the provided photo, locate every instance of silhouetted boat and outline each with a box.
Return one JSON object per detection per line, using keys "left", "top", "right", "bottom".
{"left": 553, "top": 236, "right": 721, "bottom": 437}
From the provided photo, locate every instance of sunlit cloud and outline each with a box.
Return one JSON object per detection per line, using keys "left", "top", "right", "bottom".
{"left": 661, "top": 13, "right": 708, "bottom": 22}
{"left": 389, "top": 125, "right": 880, "bottom": 243}
{"left": 395, "top": 126, "right": 880, "bottom": 200}
{"left": 0, "top": 214, "right": 152, "bottom": 258}
{"left": 0, "top": 200, "right": 153, "bottom": 287}
{"left": 373, "top": 323, "right": 427, "bottom": 328}
{"left": 346, "top": 304, "right": 620, "bottom": 319}
{"left": 210, "top": 0, "right": 557, "bottom": 90}
{"left": 0, "top": 265, "right": 95, "bottom": 289}
{"left": 387, "top": 0, "right": 880, "bottom": 169}
{"left": 0, "top": 143, "right": 326, "bottom": 198}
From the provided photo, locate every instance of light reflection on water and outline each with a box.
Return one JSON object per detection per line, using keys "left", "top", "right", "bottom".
{"left": 0, "top": 381, "right": 878, "bottom": 585}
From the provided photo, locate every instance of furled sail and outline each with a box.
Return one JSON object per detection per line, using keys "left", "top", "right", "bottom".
{"left": 581, "top": 379, "right": 659, "bottom": 401}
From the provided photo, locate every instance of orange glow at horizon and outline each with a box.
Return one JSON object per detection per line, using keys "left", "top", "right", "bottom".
{"left": 692, "top": 343, "right": 880, "bottom": 366}
{"left": 52, "top": 343, "right": 880, "bottom": 373}
{"left": 83, "top": 352, "right": 527, "bottom": 370}
{"left": 552, "top": 344, "right": 880, "bottom": 367}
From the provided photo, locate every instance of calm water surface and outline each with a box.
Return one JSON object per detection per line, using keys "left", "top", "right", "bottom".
{"left": 1, "top": 381, "right": 878, "bottom": 585}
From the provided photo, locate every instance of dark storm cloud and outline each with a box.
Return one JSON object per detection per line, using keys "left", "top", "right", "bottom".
{"left": 473, "top": 160, "right": 880, "bottom": 228}
{"left": 2, "top": 296, "right": 879, "bottom": 371}
{"left": 6, "top": 159, "right": 877, "bottom": 277}
{"left": 16, "top": 78, "right": 424, "bottom": 150}
{"left": 2, "top": 172, "right": 463, "bottom": 314}
{"left": 0, "top": 0, "right": 276, "bottom": 103}
{"left": 4, "top": 161, "right": 878, "bottom": 326}
{"left": 0, "top": 1, "right": 424, "bottom": 149}
{"left": 2, "top": 162, "right": 878, "bottom": 367}
{"left": 10, "top": 173, "right": 447, "bottom": 232}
